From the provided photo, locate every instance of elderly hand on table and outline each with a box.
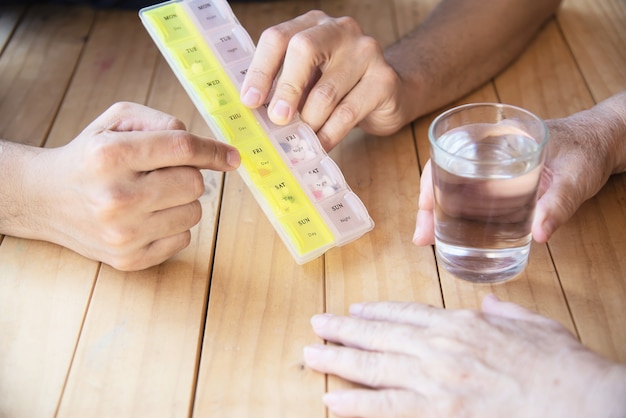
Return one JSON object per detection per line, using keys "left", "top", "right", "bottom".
{"left": 413, "top": 91, "right": 626, "bottom": 246}
{"left": 0, "top": 102, "right": 240, "bottom": 271}
{"left": 304, "top": 295, "right": 626, "bottom": 418}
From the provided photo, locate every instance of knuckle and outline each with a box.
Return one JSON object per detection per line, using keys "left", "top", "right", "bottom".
{"left": 376, "top": 63, "right": 398, "bottom": 84}
{"left": 182, "top": 168, "right": 205, "bottom": 199}
{"left": 247, "top": 66, "right": 274, "bottom": 86}
{"left": 187, "top": 200, "right": 203, "bottom": 225}
{"left": 86, "top": 138, "right": 125, "bottom": 173}
{"left": 192, "top": 170, "right": 206, "bottom": 198}
{"left": 333, "top": 102, "right": 359, "bottom": 126}
{"left": 288, "top": 31, "right": 317, "bottom": 58}
{"left": 358, "top": 35, "right": 381, "bottom": 56}
{"left": 334, "top": 15, "right": 364, "bottom": 35}
{"left": 93, "top": 190, "right": 133, "bottom": 222}
{"left": 107, "top": 101, "right": 134, "bottom": 115}
{"left": 454, "top": 309, "right": 481, "bottom": 324}
{"left": 361, "top": 321, "right": 391, "bottom": 348}
{"left": 259, "top": 25, "right": 291, "bottom": 50}
{"left": 358, "top": 353, "right": 386, "bottom": 387}
{"left": 101, "top": 224, "right": 137, "bottom": 250}
{"left": 107, "top": 256, "right": 138, "bottom": 272}
{"left": 305, "top": 9, "right": 329, "bottom": 22}
{"left": 312, "top": 82, "right": 339, "bottom": 106}
{"left": 277, "top": 79, "right": 304, "bottom": 98}
{"left": 315, "top": 129, "right": 336, "bottom": 152}
{"left": 379, "top": 390, "right": 401, "bottom": 413}
{"left": 178, "top": 230, "right": 193, "bottom": 249}
{"left": 170, "top": 131, "right": 197, "bottom": 163}
{"left": 164, "top": 114, "right": 186, "bottom": 131}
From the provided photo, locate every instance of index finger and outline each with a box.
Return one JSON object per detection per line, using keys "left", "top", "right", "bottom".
{"left": 310, "top": 313, "right": 426, "bottom": 356}
{"left": 103, "top": 129, "right": 240, "bottom": 172}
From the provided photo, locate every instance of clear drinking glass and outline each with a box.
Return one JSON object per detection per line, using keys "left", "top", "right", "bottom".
{"left": 428, "top": 103, "right": 549, "bottom": 283}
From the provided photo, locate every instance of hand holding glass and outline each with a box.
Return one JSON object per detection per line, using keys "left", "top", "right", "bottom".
{"left": 429, "top": 103, "right": 548, "bottom": 283}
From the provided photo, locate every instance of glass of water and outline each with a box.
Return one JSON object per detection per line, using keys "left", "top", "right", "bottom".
{"left": 428, "top": 103, "right": 549, "bottom": 283}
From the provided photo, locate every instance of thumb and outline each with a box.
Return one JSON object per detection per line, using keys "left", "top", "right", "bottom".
{"left": 532, "top": 179, "right": 581, "bottom": 243}
{"left": 413, "top": 160, "right": 435, "bottom": 246}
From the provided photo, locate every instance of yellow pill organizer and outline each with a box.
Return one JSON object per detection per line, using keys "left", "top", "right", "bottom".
{"left": 139, "top": 0, "right": 374, "bottom": 264}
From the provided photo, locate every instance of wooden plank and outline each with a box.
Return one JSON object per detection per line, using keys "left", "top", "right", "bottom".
{"left": 0, "top": 239, "right": 96, "bottom": 418}
{"left": 0, "top": 5, "right": 93, "bottom": 146}
{"left": 495, "top": 21, "right": 593, "bottom": 119}
{"left": 325, "top": 126, "right": 442, "bottom": 307}
{"left": 54, "top": 9, "right": 224, "bottom": 417}
{"left": 548, "top": 176, "right": 626, "bottom": 363}
{"left": 392, "top": 0, "right": 439, "bottom": 39}
{"left": 192, "top": 2, "right": 327, "bottom": 417}
{"left": 558, "top": 0, "right": 626, "bottom": 101}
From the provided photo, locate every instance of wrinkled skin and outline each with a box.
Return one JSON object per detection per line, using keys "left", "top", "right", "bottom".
{"left": 304, "top": 296, "right": 626, "bottom": 418}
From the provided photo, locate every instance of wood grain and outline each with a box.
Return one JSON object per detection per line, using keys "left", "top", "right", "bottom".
{"left": 0, "top": 5, "right": 93, "bottom": 146}
{"left": 0, "top": 0, "right": 624, "bottom": 416}
{"left": 558, "top": 0, "right": 626, "bottom": 102}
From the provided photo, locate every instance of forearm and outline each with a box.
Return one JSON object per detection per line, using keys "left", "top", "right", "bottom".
{"left": 591, "top": 91, "right": 626, "bottom": 174}
{"left": 0, "top": 140, "right": 48, "bottom": 240}
{"left": 385, "top": 0, "right": 562, "bottom": 123}
{"left": 553, "top": 91, "right": 626, "bottom": 177}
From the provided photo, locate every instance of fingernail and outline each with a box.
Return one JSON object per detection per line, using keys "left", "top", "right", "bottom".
{"left": 542, "top": 219, "right": 555, "bottom": 240}
{"left": 303, "top": 344, "right": 328, "bottom": 366}
{"left": 227, "top": 149, "right": 241, "bottom": 168}
{"left": 241, "top": 87, "right": 261, "bottom": 107}
{"left": 412, "top": 216, "right": 426, "bottom": 244}
{"left": 484, "top": 293, "right": 500, "bottom": 303}
{"left": 322, "top": 392, "right": 344, "bottom": 409}
{"left": 271, "top": 99, "right": 290, "bottom": 123}
{"left": 349, "top": 303, "right": 364, "bottom": 316}
{"left": 412, "top": 223, "right": 422, "bottom": 244}
{"left": 413, "top": 228, "right": 422, "bottom": 245}
{"left": 310, "top": 313, "right": 332, "bottom": 329}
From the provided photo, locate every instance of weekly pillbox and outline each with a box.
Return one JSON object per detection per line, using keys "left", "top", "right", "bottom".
{"left": 140, "top": 0, "right": 374, "bottom": 264}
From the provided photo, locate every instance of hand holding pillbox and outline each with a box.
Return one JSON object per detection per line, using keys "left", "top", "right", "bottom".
{"left": 139, "top": 0, "right": 374, "bottom": 264}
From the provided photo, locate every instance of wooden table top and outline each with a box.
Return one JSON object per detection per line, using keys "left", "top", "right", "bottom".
{"left": 1, "top": 0, "right": 624, "bottom": 416}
